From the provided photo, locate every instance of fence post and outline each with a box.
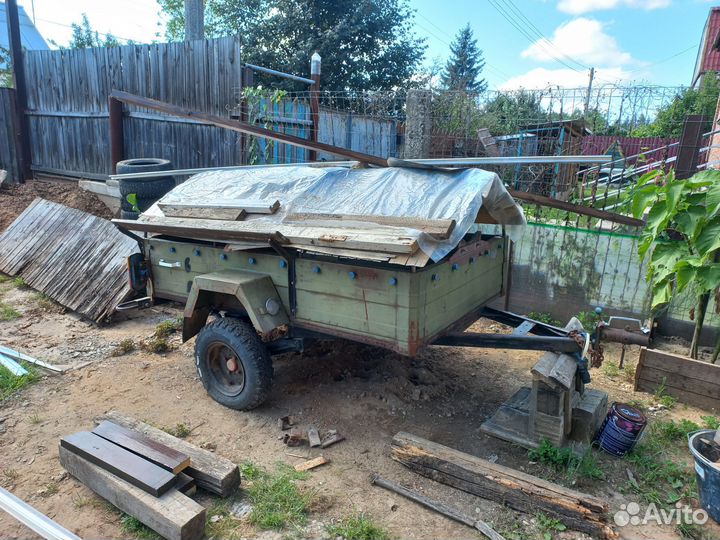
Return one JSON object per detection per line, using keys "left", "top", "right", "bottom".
{"left": 239, "top": 66, "right": 254, "bottom": 164}
{"left": 309, "top": 52, "right": 321, "bottom": 161}
{"left": 403, "top": 89, "right": 432, "bottom": 159}
{"left": 5, "top": 0, "right": 31, "bottom": 182}
{"left": 109, "top": 97, "right": 124, "bottom": 174}
{"left": 675, "top": 114, "right": 705, "bottom": 179}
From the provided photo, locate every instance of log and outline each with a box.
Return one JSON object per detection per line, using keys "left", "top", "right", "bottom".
{"left": 60, "top": 432, "right": 177, "bottom": 496}
{"left": 390, "top": 432, "right": 615, "bottom": 539}
{"left": 59, "top": 447, "right": 205, "bottom": 540}
{"left": 93, "top": 420, "right": 191, "bottom": 474}
{"left": 105, "top": 411, "right": 240, "bottom": 497}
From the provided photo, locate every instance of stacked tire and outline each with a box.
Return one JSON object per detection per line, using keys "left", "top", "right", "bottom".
{"left": 117, "top": 158, "right": 176, "bottom": 220}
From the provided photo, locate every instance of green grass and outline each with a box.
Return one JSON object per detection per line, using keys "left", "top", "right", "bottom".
{"left": 110, "top": 338, "right": 136, "bottom": 357}
{"left": 653, "top": 378, "right": 677, "bottom": 408}
{"left": 33, "top": 292, "right": 59, "bottom": 311}
{"left": 243, "top": 463, "right": 311, "bottom": 530}
{"left": 528, "top": 440, "right": 604, "bottom": 481}
{"left": 326, "top": 513, "right": 391, "bottom": 540}
{"left": 0, "top": 363, "right": 39, "bottom": 401}
{"left": 624, "top": 419, "right": 699, "bottom": 507}
{"left": 0, "top": 274, "right": 9, "bottom": 283}
{"left": 12, "top": 277, "right": 28, "bottom": 289}
{"left": 163, "top": 423, "right": 191, "bottom": 438}
{"left": 575, "top": 310, "right": 599, "bottom": 330}
{"left": 527, "top": 312, "right": 562, "bottom": 326}
{"left": 701, "top": 415, "right": 720, "bottom": 430}
{"left": 535, "top": 513, "right": 567, "bottom": 540}
{"left": 155, "top": 317, "right": 183, "bottom": 339}
{"left": 204, "top": 499, "right": 244, "bottom": 539}
{"left": 0, "top": 302, "right": 21, "bottom": 321}
{"left": 120, "top": 514, "right": 161, "bottom": 540}
{"left": 601, "top": 361, "right": 620, "bottom": 379}
{"left": 28, "top": 413, "right": 42, "bottom": 424}
{"left": 141, "top": 337, "right": 171, "bottom": 354}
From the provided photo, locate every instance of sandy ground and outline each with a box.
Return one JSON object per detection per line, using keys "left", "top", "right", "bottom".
{"left": 0, "top": 180, "right": 718, "bottom": 540}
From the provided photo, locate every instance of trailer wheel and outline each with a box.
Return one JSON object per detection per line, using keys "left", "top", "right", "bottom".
{"left": 194, "top": 317, "right": 273, "bottom": 410}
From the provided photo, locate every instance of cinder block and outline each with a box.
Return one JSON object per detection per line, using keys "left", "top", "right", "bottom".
{"left": 570, "top": 389, "right": 608, "bottom": 444}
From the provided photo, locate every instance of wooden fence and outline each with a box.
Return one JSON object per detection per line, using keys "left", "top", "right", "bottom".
{"left": 0, "top": 88, "right": 19, "bottom": 182}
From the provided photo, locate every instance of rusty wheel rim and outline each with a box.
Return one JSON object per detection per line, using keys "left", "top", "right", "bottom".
{"left": 206, "top": 342, "right": 245, "bottom": 396}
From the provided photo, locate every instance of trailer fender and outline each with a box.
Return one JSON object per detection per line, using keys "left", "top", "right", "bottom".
{"left": 182, "top": 270, "right": 289, "bottom": 342}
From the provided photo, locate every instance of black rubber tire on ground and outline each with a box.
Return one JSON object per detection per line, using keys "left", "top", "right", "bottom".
{"left": 116, "top": 158, "right": 172, "bottom": 175}
{"left": 194, "top": 317, "right": 273, "bottom": 411}
{"left": 120, "top": 209, "right": 139, "bottom": 220}
{"left": 119, "top": 176, "right": 176, "bottom": 199}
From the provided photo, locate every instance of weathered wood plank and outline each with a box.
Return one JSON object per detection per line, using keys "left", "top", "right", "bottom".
{"left": 61, "top": 432, "right": 177, "bottom": 496}
{"left": 635, "top": 347, "right": 720, "bottom": 385}
{"left": 59, "top": 447, "right": 205, "bottom": 540}
{"left": 159, "top": 205, "right": 247, "bottom": 221}
{"left": 285, "top": 212, "right": 456, "bottom": 239}
{"left": 390, "top": 432, "right": 614, "bottom": 539}
{"left": 93, "top": 421, "right": 191, "bottom": 474}
{"left": 105, "top": 411, "right": 240, "bottom": 497}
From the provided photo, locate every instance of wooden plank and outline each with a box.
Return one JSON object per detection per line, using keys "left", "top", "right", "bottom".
{"left": 93, "top": 420, "right": 191, "bottom": 474}
{"left": 160, "top": 205, "right": 247, "bottom": 221}
{"left": 105, "top": 411, "right": 240, "bottom": 497}
{"left": 159, "top": 200, "right": 279, "bottom": 217}
{"left": 285, "top": 212, "right": 456, "bottom": 239}
{"left": 114, "top": 216, "right": 419, "bottom": 255}
{"left": 635, "top": 347, "right": 720, "bottom": 385}
{"left": 390, "top": 432, "right": 614, "bottom": 539}
{"left": 294, "top": 456, "right": 329, "bottom": 472}
{"left": 59, "top": 447, "right": 205, "bottom": 540}
{"left": 60, "top": 432, "right": 177, "bottom": 496}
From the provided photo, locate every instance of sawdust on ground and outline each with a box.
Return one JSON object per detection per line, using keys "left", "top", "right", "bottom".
{"left": 0, "top": 179, "right": 113, "bottom": 232}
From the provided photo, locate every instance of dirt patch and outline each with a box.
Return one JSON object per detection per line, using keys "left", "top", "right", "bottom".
{"left": 0, "top": 283, "right": 719, "bottom": 540}
{"left": 0, "top": 179, "right": 113, "bottom": 232}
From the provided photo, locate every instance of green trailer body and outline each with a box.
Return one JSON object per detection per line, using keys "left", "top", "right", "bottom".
{"left": 146, "top": 234, "right": 507, "bottom": 356}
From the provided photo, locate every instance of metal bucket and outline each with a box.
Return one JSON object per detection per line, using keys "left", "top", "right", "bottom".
{"left": 689, "top": 430, "right": 720, "bottom": 523}
{"left": 596, "top": 402, "right": 647, "bottom": 456}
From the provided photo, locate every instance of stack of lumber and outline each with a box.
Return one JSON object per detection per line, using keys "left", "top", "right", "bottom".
{"left": 59, "top": 412, "right": 241, "bottom": 540}
{"left": 112, "top": 198, "right": 465, "bottom": 267}
{"left": 390, "top": 432, "right": 616, "bottom": 539}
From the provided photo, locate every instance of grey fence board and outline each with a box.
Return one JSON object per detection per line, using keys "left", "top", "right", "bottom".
{"left": 0, "top": 88, "right": 19, "bottom": 182}
{"left": 318, "top": 108, "right": 396, "bottom": 160}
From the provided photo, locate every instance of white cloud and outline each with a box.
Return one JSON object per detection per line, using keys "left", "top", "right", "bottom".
{"left": 499, "top": 66, "right": 633, "bottom": 90}
{"left": 557, "top": 0, "right": 671, "bottom": 15}
{"left": 521, "top": 18, "right": 633, "bottom": 67}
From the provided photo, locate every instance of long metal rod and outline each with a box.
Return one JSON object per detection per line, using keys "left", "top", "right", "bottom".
{"left": 0, "top": 487, "right": 82, "bottom": 540}
{"left": 433, "top": 333, "right": 581, "bottom": 353}
{"left": 244, "top": 63, "right": 315, "bottom": 86}
{"left": 110, "top": 155, "right": 612, "bottom": 181}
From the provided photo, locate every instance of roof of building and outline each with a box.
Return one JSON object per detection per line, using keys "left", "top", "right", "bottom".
{"left": 0, "top": 1, "right": 49, "bottom": 52}
{"left": 692, "top": 6, "right": 720, "bottom": 87}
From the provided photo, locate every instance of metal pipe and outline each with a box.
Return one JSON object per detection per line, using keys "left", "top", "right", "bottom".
{"left": 433, "top": 333, "right": 580, "bottom": 353}
{"left": 110, "top": 155, "right": 613, "bottom": 180}
{"left": 0, "top": 486, "right": 82, "bottom": 540}
{"left": 244, "top": 63, "right": 315, "bottom": 86}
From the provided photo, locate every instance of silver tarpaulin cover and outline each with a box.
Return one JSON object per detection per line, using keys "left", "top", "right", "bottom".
{"left": 149, "top": 165, "right": 526, "bottom": 261}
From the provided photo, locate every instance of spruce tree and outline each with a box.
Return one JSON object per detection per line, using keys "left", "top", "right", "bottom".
{"left": 441, "top": 24, "right": 487, "bottom": 93}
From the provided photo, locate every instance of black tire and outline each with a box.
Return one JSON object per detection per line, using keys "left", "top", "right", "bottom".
{"left": 116, "top": 158, "right": 172, "bottom": 175}
{"left": 194, "top": 317, "right": 273, "bottom": 410}
{"left": 119, "top": 177, "right": 176, "bottom": 199}
{"left": 120, "top": 209, "right": 139, "bottom": 220}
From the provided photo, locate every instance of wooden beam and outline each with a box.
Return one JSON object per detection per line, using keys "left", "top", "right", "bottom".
{"left": 105, "top": 411, "right": 240, "bottom": 497}
{"left": 109, "top": 90, "right": 388, "bottom": 167}
{"left": 507, "top": 189, "right": 644, "bottom": 228}
{"left": 390, "top": 432, "right": 615, "bottom": 539}
{"left": 109, "top": 97, "right": 124, "bottom": 174}
{"left": 159, "top": 205, "right": 248, "bottom": 221}
{"left": 285, "top": 212, "right": 456, "bottom": 239}
{"left": 5, "top": 0, "right": 31, "bottom": 181}
{"left": 93, "top": 421, "right": 191, "bottom": 474}
{"left": 60, "top": 432, "right": 177, "bottom": 496}
{"left": 59, "top": 447, "right": 205, "bottom": 540}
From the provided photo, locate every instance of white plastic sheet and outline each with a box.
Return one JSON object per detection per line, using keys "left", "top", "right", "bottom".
{"left": 151, "top": 165, "right": 526, "bottom": 261}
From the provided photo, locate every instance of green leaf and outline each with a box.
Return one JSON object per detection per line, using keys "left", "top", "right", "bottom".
{"left": 697, "top": 264, "right": 720, "bottom": 292}
{"left": 636, "top": 170, "right": 662, "bottom": 188}
{"left": 649, "top": 242, "right": 689, "bottom": 282}
{"left": 651, "top": 279, "right": 673, "bottom": 310}
{"left": 674, "top": 204, "right": 706, "bottom": 238}
{"left": 695, "top": 216, "right": 720, "bottom": 257}
{"left": 685, "top": 170, "right": 720, "bottom": 190}
{"left": 707, "top": 181, "right": 720, "bottom": 218}
{"left": 125, "top": 193, "right": 139, "bottom": 212}
{"left": 664, "top": 181, "right": 683, "bottom": 216}
{"left": 645, "top": 200, "right": 668, "bottom": 237}
{"left": 638, "top": 233, "right": 655, "bottom": 260}
{"left": 631, "top": 184, "right": 659, "bottom": 219}
{"left": 675, "top": 259, "right": 701, "bottom": 292}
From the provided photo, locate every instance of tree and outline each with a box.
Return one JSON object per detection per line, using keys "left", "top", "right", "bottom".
{"left": 478, "top": 91, "right": 548, "bottom": 136}
{"left": 0, "top": 46, "right": 12, "bottom": 88}
{"left": 441, "top": 25, "right": 486, "bottom": 93}
{"left": 629, "top": 169, "right": 720, "bottom": 360}
{"left": 158, "top": 0, "right": 426, "bottom": 91}
{"left": 632, "top": 73, "right": 720, "bottom": 138}
{"left": 67, "top": 14, "right": 121, "bottom": 49}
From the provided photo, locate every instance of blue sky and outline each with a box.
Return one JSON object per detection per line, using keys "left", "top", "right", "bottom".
{"left": 16, "top": 0, "right": 716, "bottom": 89}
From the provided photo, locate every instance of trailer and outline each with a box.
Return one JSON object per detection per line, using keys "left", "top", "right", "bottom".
{"left": 114, "top": 163, "right": 647, "bottom": 412}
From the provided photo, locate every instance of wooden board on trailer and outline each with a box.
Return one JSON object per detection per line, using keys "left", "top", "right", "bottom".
{"left": 93, "top": 420, "right": 191, "bottom": 474}
{"left": 60, "top": 432, "right": 177, "bottom": 496}
{"left": 285, "top": 212, "right": 456, "bottom": 239}
{"left": 59, "top": 447, "right": 205, "bottom": 540}
{"left": 634, "top": 347, "right": 720, "bottom": 410}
